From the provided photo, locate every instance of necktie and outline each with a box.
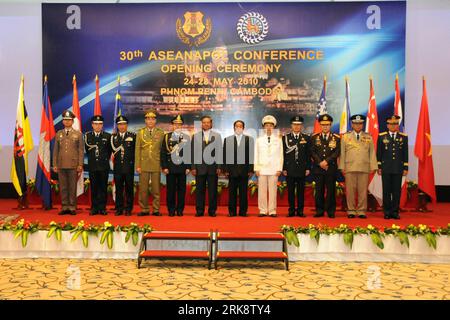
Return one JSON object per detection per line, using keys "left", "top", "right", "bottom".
{"left": 66, "top": 130, "right": 69, "bottom": 136}
{"left": 294, "top": 134, "right": 298, "bottom": 140}
{"left": 391, "top": 133, "right": 395, "bottom": 140}
{"left": 268, "top": 136, "right": 271, "bottom": 143}
{"left": 357, "top": 134, "right": 360, "bottom": 141}
{"left": 121, "top": 133, "right": 124, "bottom": 139}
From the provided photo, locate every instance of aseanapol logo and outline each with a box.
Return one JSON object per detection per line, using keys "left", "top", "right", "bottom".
{"left": 176, "top": 11, "right": 212, "bottom": 47}
{"left": 237, "top": 12, "right": 269, "bottom": 44}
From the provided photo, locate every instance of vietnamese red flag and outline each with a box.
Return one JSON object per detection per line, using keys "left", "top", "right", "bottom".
{"left": 414, "top": 77, "right": 436, "bottom": 201}
{"left": 366, "top": 78, "right": 383, "bottom": 205}
{"left": 94, "top": 74, "right": 102, "bottom": 116}
{"left": 72, "top": 75, "right": 84, "bottom": 197}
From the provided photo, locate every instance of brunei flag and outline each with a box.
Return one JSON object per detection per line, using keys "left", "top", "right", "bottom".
{"left": 11, "top": 75, "right": 34, "bottom": 197}
{"left": 36, "top": 76, "right": 56, "bottom": 209}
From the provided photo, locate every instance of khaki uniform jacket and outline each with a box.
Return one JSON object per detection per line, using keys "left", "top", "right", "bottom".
{"left": 339, "top": 131, "right": 377, "bottom": 173}
{"left": 53, "top": 128, "right": 84, "bottom": 169}
{"left": 135, "top": 127, "right": 165, "bottom": 172}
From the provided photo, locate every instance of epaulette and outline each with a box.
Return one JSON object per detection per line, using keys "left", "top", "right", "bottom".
{"left": 311, "top": 133, "right": 320, "bottom": 137}
{"left": 398, "top": 132, "right": 408, "bottom": 136}
{"left": 379, "top": 132, "right": 388, "bottom": 136}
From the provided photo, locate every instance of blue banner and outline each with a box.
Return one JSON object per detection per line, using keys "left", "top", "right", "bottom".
{"left": 43, "top": 2, "right": 406, "bottom": 134}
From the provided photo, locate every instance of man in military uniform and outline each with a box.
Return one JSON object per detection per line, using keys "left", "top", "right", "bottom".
{"left": 223, "top": 120, "right": 254, "bottom": 217}
{"left": 52, "top": 110, "right": 84, "bottom": 215}
{"left": 111, "top": 115, "right": 136, "bottom": 216}
{"left": 339, "top": 114, "right": 378, "bottom": 218}
{"left": 282, "top": 116, "right": 311, "bottom": 217}
{"left": 377, "top": 115, "right": 408, "bottom": 219}
{"left": 135, "top": 111, "right": 165, "bottom": 216}
{"left": 84, "top": 115, "right": 112, "bottom": 215}
{"left": 191, "top": 115, "right": 223, "bottom": 217}
{"left": 311, "top": 114, "right": 340, "bottom": 218}
{"left": 161, "top": 115, "right": 191, "bottom": 217}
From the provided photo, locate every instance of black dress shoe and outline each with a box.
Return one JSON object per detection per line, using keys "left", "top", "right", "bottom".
{"left": 348, "top": 214, "right": 356, "bottom": 219}
{"left": 297, "top": 213, "right": 306, "bottom": 218}
{"left": 177, "top": 211, "right": 183, "bottom": 217}
{"left": 58, "top": 210, "right": 67, "bottom": 215}
{"left": 195, "top": 212, "right": 204, "bottom": 217}
{"left": 228, "top": 213, "right": 236, "bottom": 217}
{"left": 384, "top": 215, "right": 391, "bottom": 219}
{"left": 101, "top": 210, "right": 107, "bottom": 215}
{"left": 209, "top": 213, "right": 216, "bottom": 217}
{"left": 239, "top": 213, "right": 248, "bottom": 217}
{"left": 168, "top": 212, "right": 175, "bottom": 217}
{"left": 138, "top": 212, "right": 150, "bottom": 216}
{"left": 258, "top": 213, "right": 267, "bottom": 217}
{"left": 358, "top": 215, "right": 367, "bottom": 219}
{"left": 152, "top": 212, "right": 161, "bottom": 216}
{"left": 69, "top": 210, "right": 76, "bottom": 215}
{"left": 115, "top": 210, "right": 123, "bottom": 216}
{"left": 89, "top": 210, "right": 97, "bottom": 216}
{"left": 313, "top": 213, "right": 324, "bottom": 218}
{"left": 124, "top": 210, "right": 132, "bottom": 216}
{"left": 328, "top": 214, "right": 335, "bottom": 218}
{"left": 269, "top": 214, "right": 277, "bottom": 218}
{"left": 288, "top": 213, "right": 295, "bottom": 217}
{"left": 392, "top": 215, "right": 400, "bottom": 220}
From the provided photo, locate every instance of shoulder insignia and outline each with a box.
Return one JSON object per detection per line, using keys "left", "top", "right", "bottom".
{"left": 379, "top": 132, "right": 388, "bottom": 136}
{"left": 399, "top": 132, "right": 408, "bottom": 136}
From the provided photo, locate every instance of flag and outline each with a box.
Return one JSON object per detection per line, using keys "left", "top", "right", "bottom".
{"left": 314, "top": 76, "right": 327, "bottom": 134}
{"left": 394, "top": 74, "right": 404, "bottom": 132}
{"left": 394, "top": 74, "right": 408, "bottom": 206}
{"left": 72, "top": 75, "right": 85, "bottom": 197}
{"left": 111, "top": 76, "right": 123, "bottom": 201}
{"left": 339, "top": 77, "right": 351, "bottom": 134}
{"left": 35, "top": 75, "right": 56, "bottom": 208}
{"left": 366, "top": 77, "right": 383, "bottom": 205}
{"left": 11, "top": 75, "right": 34, "bottom": 197}
{"left": 94, "top": 74, "right": 102, "bottom": 116}
{"left": 113, "top": 76, "right": 123, "bottom": 133}
{"left": 414, "top": 77, "right": 436, "bottom": 201}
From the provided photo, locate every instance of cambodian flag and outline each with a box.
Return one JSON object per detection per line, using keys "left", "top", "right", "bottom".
{"left": 35, "top": 76, "right": 56, "bottom": 209}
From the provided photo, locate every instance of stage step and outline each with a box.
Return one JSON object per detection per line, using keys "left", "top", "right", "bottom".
{"left": 139, "top": 250, "right": 210, "bottom": 259}
{"left": 138, "top": 231, "right": 213, "bottom": 269}
{"left": 214, "top": 232, "right": 289, "bottom": 270}
{"left": 143, "top": 232, "right": 211, "bottom": 240}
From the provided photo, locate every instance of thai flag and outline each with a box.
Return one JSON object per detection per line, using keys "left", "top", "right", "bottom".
{"left": 313, "top": 76, "right": 327, "bottom": 134}
{"left": 35, "top": 76, "right": 56, "bottom": 209}
{"left": 339, "top": 77, "right": 351, "bottom": 134}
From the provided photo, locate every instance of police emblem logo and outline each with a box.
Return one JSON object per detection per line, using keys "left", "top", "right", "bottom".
{"left": 237, "top": 12, "right": 269, "bottom": 44}
{"left": 176, "top": 11, "right": 212, "bottom": 47}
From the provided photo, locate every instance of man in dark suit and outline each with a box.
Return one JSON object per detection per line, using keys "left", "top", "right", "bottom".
{"left": 84, "top": 115, "right": 112, "bottom": 215}
{"left": 223, "top": 120, "right": 254, "bottom": 217}
{"left": 111, "top": 115, "right": 136, "bottom": 216}
{"left": 191, "top": 115, "right": 223, "bottom": 217}
{"left": 377, "top": 115, "right": 408, "bottom": 219}
{"left": 311, "top": 114, "right": 340, "bottom": 218}
{"left": 282, "top": 116, "right": 311, "bottom": 217}
{"left": 161, "top": 115, "right": 191, "bottom": 217}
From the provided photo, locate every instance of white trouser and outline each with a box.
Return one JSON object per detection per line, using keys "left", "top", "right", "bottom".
{"left": 258, "top": 175, "right": 278, "bottom": 215}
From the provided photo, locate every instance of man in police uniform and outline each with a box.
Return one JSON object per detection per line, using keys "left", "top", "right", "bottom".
{"left": 311, "top": 114, "right": 340, "bottom": 218}
{"left": 377, "top": 115, "right": 408, "bottom": 219}
{"left": 85, "top": 115, "right": 112, "bottom": 215}
{"left": 111, "top": 115, "right": 136, "bottom": 216}
{"left": 282, "top": 116, "right": 311, "bottom": 217}
{"left": 161, "top": 115, "right": 191, "bottom": 217}
{"left": 52, "top": 110, "right": 84, "bottom": 215}
{"left": 339, "top": 114, "right": 378, "bottom": 218}
{"left": 135, "top": 111, "right": 165, "bottom": 216}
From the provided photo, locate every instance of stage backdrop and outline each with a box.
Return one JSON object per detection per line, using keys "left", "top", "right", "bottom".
{"left": 42, "top": 1, "right": 405, "bottom": 135}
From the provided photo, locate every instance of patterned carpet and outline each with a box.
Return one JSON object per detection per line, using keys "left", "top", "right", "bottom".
{"left": 1, "top": 259, "right": 449, "bottom": 300}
